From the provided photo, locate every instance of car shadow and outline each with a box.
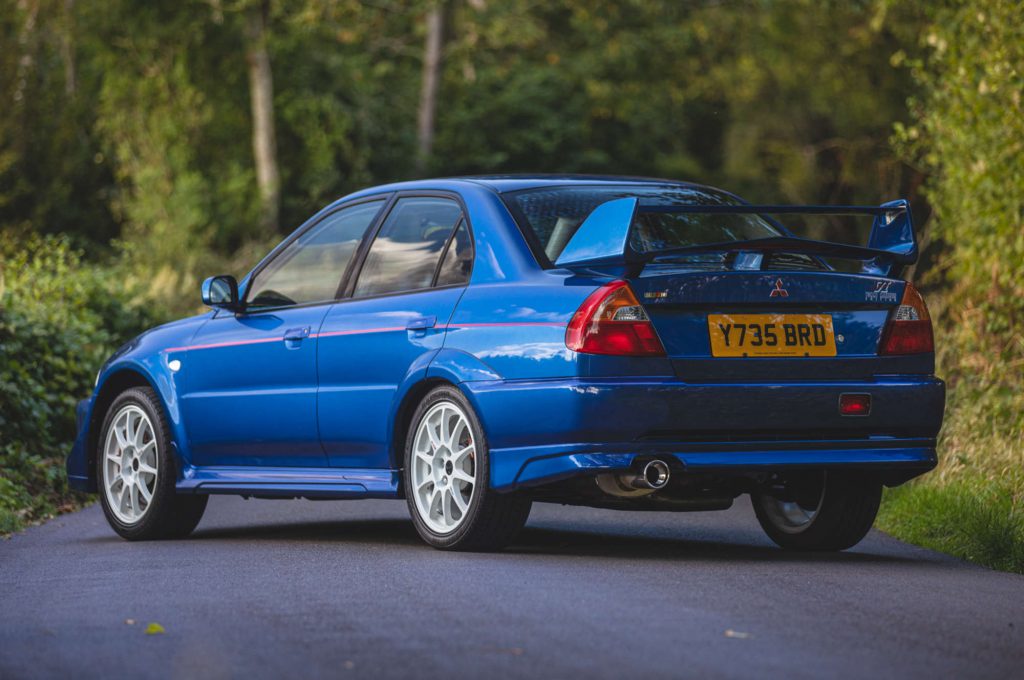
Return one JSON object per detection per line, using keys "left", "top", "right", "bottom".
{"left": 511, "top": 525, "right": 920, "bottom": 565}
{"left": 190, "top": 518, "right": 423, "bottom": 546}
{"left": 186, "top": 517, "right": 922, "bottom": 566}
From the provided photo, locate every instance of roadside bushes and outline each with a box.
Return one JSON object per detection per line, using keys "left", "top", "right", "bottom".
{"left": 0, "top": 236, "right": 157, "bottom": 532}
{"left": 879, "top": 0, "right": 1024, "bottom": 572}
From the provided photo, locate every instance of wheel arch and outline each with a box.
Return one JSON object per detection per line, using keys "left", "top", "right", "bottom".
{"left": 390, "top": 377, "right": 455, "bottom": 478}
{"left": 87, "top": 367, "right": 173, "bottom": 487}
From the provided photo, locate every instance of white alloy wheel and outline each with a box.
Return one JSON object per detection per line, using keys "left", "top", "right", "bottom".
{"left": 410, "top": 400, "right": 477, "bottom": 534}
{"left": 102, "top": 404, "right": 159, "bottom": 524}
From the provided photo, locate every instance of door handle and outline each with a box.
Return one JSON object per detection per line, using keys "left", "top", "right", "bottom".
{"left": 406, "top": 316, "right": 436, "bottom": 331}
{"left": 283, "top": 326, "right": 311, "bottom": 342}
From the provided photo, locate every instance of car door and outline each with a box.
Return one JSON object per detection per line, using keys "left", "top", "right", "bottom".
{"left": 317, "top": 194, "right": 474, "bottom": 469}
{"left": 181, "top": 199, "right": 386, "bottom": 467}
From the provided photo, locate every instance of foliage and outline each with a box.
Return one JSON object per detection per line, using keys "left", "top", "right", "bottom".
{"left": 0, "top": 235, "right": 157, "bottom": 532}
{"left": 896, "top": 0, "right": 1024, "bottom": 356}
{"left": 876, "top": 0, "right": 1024, "bottom": 572}
{"left": 2, "top": 0, "right": 928, "bottom": 266}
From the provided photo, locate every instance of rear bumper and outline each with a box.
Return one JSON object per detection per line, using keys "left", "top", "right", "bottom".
{"left": 461, "top": 375, "right": 945, "bottom": 490}
{"left": 486, "top": 444, "right": 936, "bottom": 491}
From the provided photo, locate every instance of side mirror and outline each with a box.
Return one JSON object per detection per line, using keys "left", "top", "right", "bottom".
{"left": 201, "top": 275, "right": 240, "bottom": 310}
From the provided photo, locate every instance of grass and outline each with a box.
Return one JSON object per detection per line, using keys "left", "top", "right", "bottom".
{"left": 878, "top": 478, "right": 1024, "bottom": 574}
{"left": 876, "top": 310, "right": 1024, "bottom": 574}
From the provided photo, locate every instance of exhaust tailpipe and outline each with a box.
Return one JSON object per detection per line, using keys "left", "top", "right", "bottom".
{"left": 629, "top": 459, "right": 671, "bottom": 490}
{"left": 595, "top": 459, "right": 673, "bottom": 497}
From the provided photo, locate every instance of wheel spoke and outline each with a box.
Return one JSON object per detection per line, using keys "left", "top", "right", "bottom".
{"left": 429, "top": 487, "right": 442, "bottom": 518}
{"left": 450, "top": 488, "right": 468, "bottom": 514}
{"left": 439, "top": 409, "right": 451, "bottom": 448}
{"left": 128, "top": 483, "right": 139, "bottom": 516}
{"left": 416, "top": 477, "right": 433, "bottom": 493}
{"left": 452, "top": 468, "right": 474, "bottom": 485}
{"left": 427, "top": 419, "right": 442, "bottom": 450}
{"left": 138, "top": 462, "right": 157, "bottom": 476}
{"left": 441, "top": 489, "right": 453, "bottom": 526}
{"left": 137, "top": 480, "right": 153, "bottom": 503}
{"left": 133, "top": 420, "right": 146, "bottom": 447}
{"left": 125, "top": 411, "right": 136, "bottom": 441}
{"left": 114, "top": 424, "right": 129, "bottom": 450}
{"left": 449, "top": 420, "right": 466, "bottom": 449}
{"left": 452, "top": 445, "right": 474, "bottom": 464}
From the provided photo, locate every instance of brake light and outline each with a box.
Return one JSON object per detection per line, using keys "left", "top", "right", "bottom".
{"left": 566, "top": 281, "right": 666, "bottom": 356}
{"left": 879, "top": 282, "right": 934, "bottom": 355}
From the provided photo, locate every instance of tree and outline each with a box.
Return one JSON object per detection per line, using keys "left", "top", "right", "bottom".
{"left": 415, "top": 1, "right": 448, "bottom": 175}
{"left": 245, "top": 0, "right": 280, "bottom": 234}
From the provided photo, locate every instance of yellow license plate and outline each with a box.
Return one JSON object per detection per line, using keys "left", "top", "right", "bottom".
{"left": 707, "top": 314, "right": 837, "bottom": 357}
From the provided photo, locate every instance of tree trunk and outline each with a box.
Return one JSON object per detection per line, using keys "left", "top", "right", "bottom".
{"left": 415, "top": 2, "right": 447, "bottom": 175}
{"left": 61, "top": 0, "right": 77, "bottom": 98}
{"left": 245, "top": 0, "right": 280, "bottom": 234}
{"left": 14, "top": 0, "right": 39, "bottom": 108}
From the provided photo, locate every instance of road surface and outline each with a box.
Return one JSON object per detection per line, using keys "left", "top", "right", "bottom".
{"left": 1, "top": 495, "right": 1022, "bottom": 679}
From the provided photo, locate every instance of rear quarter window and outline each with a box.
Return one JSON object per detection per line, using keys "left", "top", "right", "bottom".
{"left": 354, "top": 197, "right": 464, "bottom": 297}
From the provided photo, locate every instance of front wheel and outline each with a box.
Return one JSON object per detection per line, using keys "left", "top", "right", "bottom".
{"left": 753, "top": 472, "right": 882, "bottom": 551}
{"left": 97, "top": 387, "right": 208, "bottom": 540}
{"left": 404, "top": 385, "right": 531, "bottom": 550}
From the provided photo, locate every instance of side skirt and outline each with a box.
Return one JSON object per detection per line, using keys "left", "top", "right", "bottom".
{"left": 177, "top": 466, "right": 401, "bottom": 499}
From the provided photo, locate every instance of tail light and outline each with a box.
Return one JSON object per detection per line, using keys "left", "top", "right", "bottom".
{"left": 879, "top": 282, "right": 934, "bottom": 355}
{"left": 566, "top": 281, "right": 666, "bottom": 356}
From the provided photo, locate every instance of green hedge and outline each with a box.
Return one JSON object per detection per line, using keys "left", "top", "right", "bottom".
{"left": 0, "top": 236, "right": 157, "bottom": 532}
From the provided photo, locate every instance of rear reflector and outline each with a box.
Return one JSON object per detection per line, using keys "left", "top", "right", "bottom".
{"left": 839, "top": 393, "right": 871, "bottom": 416}
{"left": 566, "top": 281, "right": 666, "bottom": 357}
{"left": 879, "top": 282, "right": 934, "bottom": 355}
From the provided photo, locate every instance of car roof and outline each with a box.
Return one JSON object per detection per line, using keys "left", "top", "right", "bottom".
{"left": 454, "top": 174, "right": 708, "bottom": 193}
{"left": 340, "top": 174, "right": 714, "bottom": 200}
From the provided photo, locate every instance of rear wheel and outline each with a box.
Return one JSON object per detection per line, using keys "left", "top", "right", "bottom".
{"left": 97, "top": 387, "right": 207, "bottom": 540}
{"left": 404, "top": 385, "right": 531, "bottom": 550}
{"left": 753, "top": 472, "right": 881, "bottom": 551}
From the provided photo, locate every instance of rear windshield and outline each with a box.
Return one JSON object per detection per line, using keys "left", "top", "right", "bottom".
{"left": 503, "top": 185, "right": 782, "bottom": 265}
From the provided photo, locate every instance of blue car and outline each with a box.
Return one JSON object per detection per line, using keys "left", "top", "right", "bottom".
{"left": 67, "top": 176, "right": 944, "bottom": 551}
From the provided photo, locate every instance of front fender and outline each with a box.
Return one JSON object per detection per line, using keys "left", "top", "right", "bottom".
{"left": 67, "top": 314, "right": 209, "bottom": 491}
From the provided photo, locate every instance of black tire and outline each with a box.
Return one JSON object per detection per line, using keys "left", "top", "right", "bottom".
{"left": 752, "top": 472, "right": 882, "bottom": 551}
{"left": 96, "top": 387, "right": 208, "bottom": 540}
{"left": 403, "top": 385, "right": 531, "bottom": 551}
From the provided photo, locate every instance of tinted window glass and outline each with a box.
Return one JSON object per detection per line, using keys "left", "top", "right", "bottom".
{"left": 435, "top": 220, "right": 473, "bottom": 287}
{"left": 503, "top": 186, "right": 781, "bottom": 263}
{"left": 248, "top": 201, "right": 382, "bottom": 309}
{"left": 354, "top": 197, "right": 462, "bottom": 297}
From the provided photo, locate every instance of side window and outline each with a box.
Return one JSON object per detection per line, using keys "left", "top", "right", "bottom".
{"left": 247, "top": 200, "right": 383, "bottom": 309}
{"left": 435, "top": 220, "right": 473, "bottom": 286}
{"left": 354, "top": 197, "right": 463, "bottom": 297}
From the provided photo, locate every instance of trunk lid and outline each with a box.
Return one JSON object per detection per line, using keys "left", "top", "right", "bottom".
{"left": 629, "top": 268, "right": 908, "bottom": 380}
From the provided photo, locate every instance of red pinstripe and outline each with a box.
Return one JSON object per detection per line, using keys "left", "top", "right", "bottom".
{"left": 163, "top": 321, "right": 566, "bottom": 352}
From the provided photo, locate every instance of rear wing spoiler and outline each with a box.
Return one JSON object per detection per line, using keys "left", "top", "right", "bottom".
{"left": 554, "top": 198, "right": 917, "bottom": 277}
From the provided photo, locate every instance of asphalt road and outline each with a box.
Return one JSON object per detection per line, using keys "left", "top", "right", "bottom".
{"left": 1, "top": 495, "right": 1022, "bottom": 679}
